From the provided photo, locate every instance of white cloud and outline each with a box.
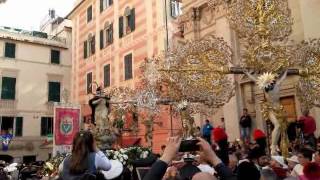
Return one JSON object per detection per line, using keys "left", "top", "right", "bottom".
{"left": 0, "top": 0, "right": 75, "bottom": 30}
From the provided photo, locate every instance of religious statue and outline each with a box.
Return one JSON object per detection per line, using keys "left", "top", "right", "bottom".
{"left": 245, "top": 70, "right": 288, "bottom": 155}
{"left": 89, "top": 87, "right": 111, "bottom": 129}
{"left": 89, "top": 86, "right": 116, "bottom": 150}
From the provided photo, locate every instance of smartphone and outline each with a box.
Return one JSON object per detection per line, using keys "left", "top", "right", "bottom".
{"left": 179, "top": 139, "right": 200, "bottom": 152}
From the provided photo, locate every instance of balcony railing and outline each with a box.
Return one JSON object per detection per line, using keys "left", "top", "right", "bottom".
{"left": 0, "top": 99, "right": 17, "bottom": 113}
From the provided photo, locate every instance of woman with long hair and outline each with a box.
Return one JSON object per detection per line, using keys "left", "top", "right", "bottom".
{"left": 59, "top": 131, "right": 111, "bottom": 179}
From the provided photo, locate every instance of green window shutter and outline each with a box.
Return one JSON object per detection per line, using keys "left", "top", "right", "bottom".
{"left": 1, "top": 77, "right": 16, "bottom": 100}
{"left": 87, "top": 6, "right": 92, "bottom": 22}
{"left": 104, "top": 64, "right": 111, "bottom": 87}
{"left": 48, "top": 117, "right": 53, "bottom": 134}
{"left": 109, "top": 0, "right": 113, "bottom": 6}
{"left": 119, "top": 16, "right": 124, "bottom": 38}
{"left": 91, "top": 35, "right": 96, "bottom": 54}
{"left": 41, "top": 117, "right": 47, "bottom": 136}
{"left": 51, "top": 50, "right": 60, "bottom": 64}
{"left": 100, "top": 0, "right": 103, "bottom": 12}
{"left": 48, "top": 82, "right": 60, "bottom": 102}
{"left": 124, "top": 54, "right": 133, "bottom": 80}
{"left": 15, "top": 117, "right": 23, "bottom": 137}
{"left": 110, "top": 23, "right": 114, "bottom": 43}
{"left": 5, "top": 42, "right": 16, "bottom": 58}
{"left": 100, "top": 30, "right": 104, "bottom": 49}
{"left": 87, "top": 73, "right": 92, "bottom": 94}
{"left": 84, "top": 41, "right": 88, "bottom": 59}
{"left": 130, "top": 8, "right": 135, "bottom": 31}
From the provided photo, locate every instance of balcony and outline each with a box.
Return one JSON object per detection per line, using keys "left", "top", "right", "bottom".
{"left": 0, "top": 99, "right": 17, "bottom": 114}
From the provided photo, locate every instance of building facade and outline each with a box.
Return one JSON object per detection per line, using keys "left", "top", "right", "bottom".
{"left": 0, "top": 19, "right": 71, "bottom": 162}
{"left": 67, "top": 0, "right": 182, "bottom": 151}
{"left": 180, "top": 0, "right": 320, "bottom": 140}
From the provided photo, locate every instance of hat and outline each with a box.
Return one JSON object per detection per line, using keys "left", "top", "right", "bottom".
{"left": 213, "top": 127, "right": 228, "bottom": 142}
{"left": 286, "top": 155, "right": 299, "bottom": 164}
{"left": 271, "top": 156, "right": 288, "bottom": 169}
{"left": 101, "top": 160, "right": 123, "bottom": 180}
{"left": 303, "top": 162, "right": 320, "bottom": 180}
{"left": 253, "top": 129, "right": 266, "bottom": 140}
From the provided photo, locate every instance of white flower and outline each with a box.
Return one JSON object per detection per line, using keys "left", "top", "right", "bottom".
{"left": 119, "top": 157, "right": 124, "bottom": 162}
{"left": 123, "top": 155, "right": 128, "bottom": 160}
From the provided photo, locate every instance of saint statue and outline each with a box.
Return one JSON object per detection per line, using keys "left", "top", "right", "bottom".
{"left": 245, "top": 70, "right": 288, "bottom": 155}
{"left": 89, "top": 87, "right": 111, "bottom": 130}
{"left": 89, "top": 86, "right": 116, "bottom": 150}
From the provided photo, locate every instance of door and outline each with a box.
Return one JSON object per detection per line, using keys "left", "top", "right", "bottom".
{"left": 280, "top": 96, "right": 297, "bottom": 122}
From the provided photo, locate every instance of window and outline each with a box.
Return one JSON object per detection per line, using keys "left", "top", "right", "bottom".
{"left": 100, "top": 0, "right": 113, "bottom": 12}
{"left": 0, "top": 117, "right": 14, "bottom": 134}
{"left": 100, "top": 23, "right": 113, "bottom": 49}
{"left": 119, "top": 7, "right": 135, "bottom": 38}
{"left": 87, "top": 6, "right": 93, "bottom": 23}
{"left": 48, "top": 82, "right": 60, "bottom": 102}
{"left": 87, "top": 72, "right": 92, "bottom": 94}
{"left": 119, "top": 16, "right": 124, "bottom": 38}
{"left": 104, "top": 64, "right": 111, "bottom": 87}
{"left": 0, "top": 116, "right": 22, "bottom": 136}
{"left": 1, "top": 77, "right": 16, "bottom": 100}
{"left": 84, "top": 34, "right": 95, "bottom": 58}
{"left": 4, "top": 42, "right": 16, "bottom": 58}
{"left": 170, "top": 0, "right": 182, "bottom": 18}
{"left": 41, "top": 117, "right": 53, "bottom": 136}
{"left": 15, "top": 117, "right": 23, "bottom": 137}
{"left": 50, "top": 50, "right": 60, "bottom": 64}
{"left": 124, "top": 53, "right": 133, "bottom": 80}
{"left": 84, "top": 41, "right": 88, "bottom": 59}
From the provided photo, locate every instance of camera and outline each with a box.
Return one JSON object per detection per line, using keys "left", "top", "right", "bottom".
{"left": 179, "top": 139, "right": 200, "bottom": 152}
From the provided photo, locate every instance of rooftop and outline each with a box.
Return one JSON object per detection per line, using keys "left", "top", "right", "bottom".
{"left": 0, "top": 26, "right": 67, "bottom": 48}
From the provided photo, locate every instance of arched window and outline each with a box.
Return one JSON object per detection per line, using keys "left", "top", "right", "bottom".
{"left": 119, "top": 6, "right": 135, "bottom": 38}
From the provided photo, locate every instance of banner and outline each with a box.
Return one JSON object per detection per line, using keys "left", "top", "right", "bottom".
{"left": 54, "top": 107, "right": 80, "bottom": 145}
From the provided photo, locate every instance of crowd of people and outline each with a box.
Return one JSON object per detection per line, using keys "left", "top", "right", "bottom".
{"left": 52, "top": 108, "right": 319, "bottom": 180}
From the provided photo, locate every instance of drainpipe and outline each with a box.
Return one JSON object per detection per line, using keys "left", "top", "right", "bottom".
{"left": 164, "top": 0, "right": 169, "bottom": 51}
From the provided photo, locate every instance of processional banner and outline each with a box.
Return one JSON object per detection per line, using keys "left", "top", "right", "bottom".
{"left": 53, "top": 106, "right": 81, "bottom": 155}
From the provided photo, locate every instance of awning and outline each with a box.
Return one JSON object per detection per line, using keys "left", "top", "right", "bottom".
{"left": 121, "top": 137, "right": 141, "bottom": 148}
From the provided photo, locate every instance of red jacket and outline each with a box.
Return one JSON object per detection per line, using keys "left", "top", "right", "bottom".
{"left": 299, "top": 115, "right": 316, "bottom": 136}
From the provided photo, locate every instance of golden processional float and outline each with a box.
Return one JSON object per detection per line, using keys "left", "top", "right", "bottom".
{"left": 90, "top": 0, "right": 320, "bottom": 157}
{"left": 139, "top": 0, "right": 320, "bottom": 157}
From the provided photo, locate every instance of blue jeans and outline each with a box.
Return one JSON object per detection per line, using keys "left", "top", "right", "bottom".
{"left": 240, "top": 127, "right": 250, "bottom": 141}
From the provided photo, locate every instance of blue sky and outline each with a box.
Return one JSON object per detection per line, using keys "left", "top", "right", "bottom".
{"left": 0, "top": 0, "right": 75, "bottom": 30}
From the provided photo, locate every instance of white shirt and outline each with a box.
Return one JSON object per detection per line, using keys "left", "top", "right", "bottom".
{"left": 197, "top": 164, "right": 216, "bottom": 175}
{"left": 291, "top": 164, "right": 303, "bottom": 177}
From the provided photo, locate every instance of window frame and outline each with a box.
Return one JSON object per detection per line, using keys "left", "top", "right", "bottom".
{"left": 4, "top": 42, "right": 16, "bottom": 58}
{"left": 124, "top": 53, "right": 133, "bottom": 80}
{"left": 50, "top": 49, "right": 60, "bottom": 64}
{"left": 104, "top": 64, "right": 111, "bottom": 87}
{"left": 1, "top": 76, "right": 16, "bottom": 100}
{"left": 48, "top": 81, "right": 61, "bottom": 102}
{"left": 87, "top": 5, "right": 93, "bottom": 23}
{"left": 40, "top": 117, "right": 53, "bottom": 136}
{"left": 86, "top": 72, "right": 93, "bottom": 94}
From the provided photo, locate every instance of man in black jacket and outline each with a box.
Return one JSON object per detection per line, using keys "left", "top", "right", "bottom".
{"left": 143, "top": 137, "right": 236, "bottom": 180}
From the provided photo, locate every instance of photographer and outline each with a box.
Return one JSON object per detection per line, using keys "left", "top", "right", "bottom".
{"left": 143, "top": 137, "right": 235, "bottom": 180}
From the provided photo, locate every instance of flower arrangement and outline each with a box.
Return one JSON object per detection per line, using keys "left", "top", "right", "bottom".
{"left": 106, "top": 147, "right": 151, "bottom": 170}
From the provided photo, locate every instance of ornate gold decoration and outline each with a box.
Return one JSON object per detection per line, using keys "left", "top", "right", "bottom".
{"left": 295, "top": 39, "right": 320, "bottom": 109}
